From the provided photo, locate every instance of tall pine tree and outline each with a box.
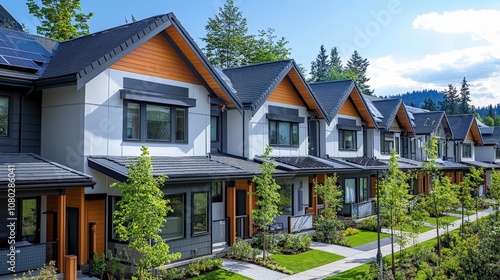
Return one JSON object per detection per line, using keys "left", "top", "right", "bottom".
{"left": 346, "top": 50, "right": 374, "bottom": 95}
{"left": 439, "top": 84, "right": 459, "bottom": 115}
{"left": 459, "top": 77, "right": 473, "bottom": 114}
{"left": 422, "top": 97, "right": 437, "bottom": 111}
{"left": 309, "top": 45, "right": 330, "bottom": 82}
{"left": 201, "top": 0, "right": 251, "bottom": 68}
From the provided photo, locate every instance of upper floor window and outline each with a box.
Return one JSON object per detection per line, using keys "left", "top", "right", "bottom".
{"left": 339, "top": 130, "right": 357, "bottom": 151}
{"left": 210, "top": 116, "right": 219, "bottom": 142}
{"left": 462, "top": 143, "right": 472, "bottom": 158}
{"left": 124, "top": 101, "right": 187, "bottom": 143}
{"left": 269, "top": 121, "right": 299, "bottom": 146}
{"left": 380, "top": 131, "right": 394, "bottom": 154}
{"left": 0, "top": 96, "right": 8, "bottom": 136}
{"left": 496, "top": 148, "right": 500, "bottom": 160}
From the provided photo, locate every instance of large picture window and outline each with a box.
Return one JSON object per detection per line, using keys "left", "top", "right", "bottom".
{"left": 192, "top": 192, "right": 209, "bottom": 235}
{"left": 339, "top": 130, "right": 357, "bottom": 150}
{"left": 278, "top": 184, "right": 293, "bottom": 215}
{"left": 359, "top": 178, "right": 368, "bottom": 202}
{"left": 162, "top": 194, "right": 185, "bottom": 240}
{"left": 269, "top": 121, "right": 299, "bottom": 146}
{"left": 462, "top": 143, "right": 472, "bottom": 158}
{"left": 0, "top": 96, "right": 8, "bottom": 136}
{"left": 124, "top": 101, "right": 187, "bottom": 143}
{"left": 345, "top": 178, "right": 356, "bottom": 203}
{"left": 380, "top": 131, "right": 394, "bottom": 154}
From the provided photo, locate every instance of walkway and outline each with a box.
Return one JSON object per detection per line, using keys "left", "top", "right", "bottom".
{"left": 222, "top": 207, "right": 494, "bottom": 280}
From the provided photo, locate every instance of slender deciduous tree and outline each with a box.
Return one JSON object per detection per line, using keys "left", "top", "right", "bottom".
{"left": 26, "top": 0, "right": 93, "bottom": 40}
{"left": 112, "top": 146, "right": 180, "bottom": 280}
{"left": 246, "top": 28, "right": 291, "bottom": 64}
{"left": 315, "top": 174, "right": 343, "bottom": 220}
{"left": 462, "top": 167, "right": 484, "bottom": 227}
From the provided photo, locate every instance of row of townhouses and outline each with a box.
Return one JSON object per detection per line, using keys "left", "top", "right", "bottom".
{"left": 1, "top": 8, "right": 499, "bottom": 275}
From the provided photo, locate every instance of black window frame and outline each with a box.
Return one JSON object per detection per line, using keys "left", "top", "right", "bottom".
{"left": 162, "top": 193, "right": 186, "bottom": 241}
{"left": 380, "top": 131, "right": 394, "bottom": 154}
{"left": 359, "top": 177, "right": 368, "bottom": 202}
{"left": 339, "top": 129, "right": 357, "bottom": 151}
{"left": 462, "top": 142, "right": 472, "bottom": 158}
{"left": 210, "top": 115, "right": 219, "bottom": 142}
{"left": 496, "top": 148, "right": 500, "bottom": 159}
{"left": 191, "top": 192, "right": 209, "bottom": 236}
{"left": 123, "top": 100, "right": 188, "bottom": 144}
{"left": 211, "top": 181, "right": 223, "bottom": 203}
{"left": 0, "top": 95, "right": 9, "bottom": 137}
{"left": 269, "top": 120, "right": 299, "bottom": 147}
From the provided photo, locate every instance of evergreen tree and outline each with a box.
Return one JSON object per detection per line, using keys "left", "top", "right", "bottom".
{"left": 309, "top": 45, "right": 330, "bottom": 82}
{"left": 422, "top": 98, "right": 437, "bottom": 111}
{"left": 201, "top": 0, "right": 251, "bottom": 68}
{"left": 488, "top": 104, "right": 496, "bottom": 118}
{"left": 439, "top": 84, "right": 459, "bottom": 115}
{"left": 329, "top": 47, "right": 343, "bottom": 73}
{"left": 346, "top": 50, "right": 374, "bottom": 95}
{"left": 26, "top": 0, "right": 94, "bottom": 41}
{"left": 459, "top": 77, "right": 473, "bottom": 114}
{"left": 245, "top": 28, "right": 291, "bottom": 64}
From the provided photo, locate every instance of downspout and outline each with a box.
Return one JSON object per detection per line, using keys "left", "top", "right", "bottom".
{"left": 242, "top": 110, "right": 245, "bottom": 158}
{"left": 316, "top": 119, "right": 321, "bottom": 157}
{"left": 19, "top": 86, "right": 35, "bottom": 153}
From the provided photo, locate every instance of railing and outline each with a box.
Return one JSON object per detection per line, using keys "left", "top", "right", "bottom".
{"left": 351, "top": 200, "right": 375, "bottom": 218}
{"left": 212, "top": 218, "right": 229, "bottom": 245}
{"left": 0, "top": 243, "right": 47, "bottom": 275}
{"left": 288, "top": 214, "right": 314, "bottom": 233}
{"left": 236, "top": 215, "right": 248, "bottom": 239}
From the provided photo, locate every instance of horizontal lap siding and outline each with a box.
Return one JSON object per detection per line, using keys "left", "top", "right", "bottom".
{"left": 111, "top": 34, "right": 200, "bottom": 85}
{"left": 268, "top": 78, "right": 304, "bottom": 107}
{"left": 86, "top": 199, "right": 106, "bottom": 255}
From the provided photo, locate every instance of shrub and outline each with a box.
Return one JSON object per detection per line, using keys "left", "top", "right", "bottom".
{"left": 159, "top": 267, "right": 187, "bottom": 280}
{"left": 16, "top": 261, "right": 58, "bottom": 280}
{"left": 91, "top": 253, "right": 106, "bottom": 278}
{"left": 357, "top": 216, "right": 386, "bottom": 232}
{"left": 251, "top": 232, "right": 279, "bottom": 253}
{"left": 343, "top": 227, "right": 359, "bottom": 236}
{"left": 227, "top": 239, "right": 259, "bottom": 261}
{"left": 278, "top": 234, "right": 312, "bottom": 254}
{"left": 313, "top": 216, "right": 351, "bottom": 246}
{"left": 341, "top": 217, "right": 358, "bottom": 229}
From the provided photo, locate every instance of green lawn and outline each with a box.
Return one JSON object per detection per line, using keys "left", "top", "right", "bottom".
{"left": 191, "top": 269, "right": 251, "bottom": 280}
{"left": 393, "top": 224, "right": 434, "bottom": 233}
{"left": 449, "top": 209, "right": 475, "bottom": 216}
{"left": 270, "top": 249, "right": 344, "bottom": 273}
{"left": 325, "top": 263, "right": 372, "bottom": 279}
{"left": 424, "top": 215, "right": 460, "bottom": 225}
{"left": 346, "top": 229, "right": 390, "bottom": 247}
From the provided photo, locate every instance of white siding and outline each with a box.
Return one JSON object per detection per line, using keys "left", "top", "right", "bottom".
{"left": 475, "top": 146, "right": 495, "bottom": 162}
{"left": 226, "top": 109, "right": 244, "bottom": 157}
{"left": 324, "top": 114, "right": 363, "bottom": 158}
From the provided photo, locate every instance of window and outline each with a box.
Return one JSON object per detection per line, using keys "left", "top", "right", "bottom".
{"left": 211, "top": 181, "right": 223, "bottom": 203}
{"left": 269, "top": 121, "right": 299, "bottom": 146}
{"left": 0, "top": 96, "right": 8, "bottom": 136}
{"left": 124, "top": 101, "right": 187, "bottom": 143}
{"left": 359, "top": 178, "right": 368, "bottom": 202}
{"left": 109, "top": 196, "right": 122, "bottom": 241}
{"left": 345, "top": 178, "right": 356, "bottom": 203}
{"left": 395, "top": 136, "right": 400, "bottom": 154}
{"left": 278, "top": 184, "right": 293, "bottom": 215}
{"left": 380, "top": 131, "right": 394, "bottom": 154}
{"left": 339, "top": 130, "right": 357, "bottom": 150}
{"left": 496, "top": 148, "right": 500, "bottom": 159}
{"left": 162, "top": 194, "right": 185, "bottom": 240}
{"left": 210, "top": 116, "right": 218, "bottom": 142}
{"left": 21, "top": 198, "right": 39, "bottom": 243}
{"left": 192, "top": 193, "right": 208, "bottom": 235}
{"left": 462, "top": 143, "right": 472, "bottom": 158}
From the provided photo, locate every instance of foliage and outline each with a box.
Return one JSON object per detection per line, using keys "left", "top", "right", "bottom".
{"left": 388, "top": 89, "right": 443, "bottom": 109}
{"left": 439, "top": 84, "right": 459, "bottom": 115}
{"left": 251, "top": 146, "right": 281, "bottom": 259}
{"left": 459, "top": 77, "right": 474, "bottom": 114}
{"left": 346, "top": 230, "right": 390, "bottom": 248}
{"left": 227, "top": 239, "right": 259, "bottom": 261}
{"left": 111, "top": 145, "right": 180, "bottom": 280}
{"left": 421, "top": 97, "right": 438, "bottom": 111}
{"left": 277, "top": 234, "right": 312, "bottom": 254}
{"left": 309, "top": 45, "right": 330, "bottom": 82}
{"left": 461, "top": 167, "right": 484, "bottom": 227}
{"left": 315, "top": 174, "right": 343, "bottom": 219}
{"left": 378, "top": 150, "right": 412, "bottom": 275}
{"left": 357, "top": 216, "right": 379, "bottom": 232}
{"left": 490, "top": 168, "right": 500, "bottom": 220}
{"left": 251, "top": 232, "right": 279, "bottom": 253}
{"left": 343, "top": 227, "right": 359, "bottom": 236}
{"left": 246, "top": 28, "right": 291, "bottom": 64}
{"left": 15, "top": 261, "right": 58, "bottom": 280}
{"left": 26, "top": 0, "right": 93, "bottom": 40}
{"left": 313, "top": 216, "right": 350, "bottom": 246}
{"left": 270, "top": 250, "right": 344, "bottom": 274}
{"left": 158, "top": 258, "right": 223, "bottom": 280}
{"left": 346, "top": 50, "right": 373, "bottom": 95}
{"left": 91, "top": 253, "right": 106, "bottom": 278}
{"left": 253, "top": 258, "right": 294, "bottom": 274}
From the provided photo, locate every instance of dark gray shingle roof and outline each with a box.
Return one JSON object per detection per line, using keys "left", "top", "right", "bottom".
{"left": 262, "top": 156, "right": 360, "bottom": 174}
{"left": 447, "top": 115, "right": 475, "bottom": 141}
{"left": 482, "top": 127, "right": 500, "bottom": 145}
{"left": 412, "top": 111, "right": 446, "bottom": 135}
{"left": 0, "top": 153, "right": 94, "bottom": 189}
{"left": 309, "top": 80, "right": 354, "bottom": 121}
{"left": 371, "top": 99, "right": 402, "bottom": 130}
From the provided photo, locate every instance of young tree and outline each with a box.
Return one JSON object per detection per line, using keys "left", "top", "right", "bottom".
{"left": 490, "top": 169, "right": 500, "bottom": 221}
{"left": 309, "top": 45, "right": 331, "bottom": 82}
{"left": 245, "top": 28, "right": 291, "bottom": 64}
{"left": 346, "top": 50, "right": 373, "bottom": 95}
{"left": 378, "top": 150, "right": 412, "bottom": 276}
{"left": 251, "top": 146, "right": 281, "bottom": 259}
{"left": 26, "top": 0, "right": 93, "bottom": 41}
{"left": 457, "top": 175, "right": 473, "bottom": 234}
{"left": 459, "top": 77, "right": 473, "bottom": 114}
{"left": 201, "top": 0, "right": 251, "bottom": 68}
{"left": 111, "top": 146, "right": 180, "bottom": 280}
{"left": 315, "top": 174, "right": 343, "bottom": 220}
{"left": 462, "top": 167, "right": 484, "bottom": 227}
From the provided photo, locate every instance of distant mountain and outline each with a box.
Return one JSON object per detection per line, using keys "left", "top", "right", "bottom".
{"left": 476, "top": 104, "right": 500, "bottom": 118}
{"left": 387, "top": 89, "right": 444, "bottom": 108}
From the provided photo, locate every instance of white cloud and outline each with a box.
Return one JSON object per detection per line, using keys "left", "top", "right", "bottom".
{"left": 369, "top": 9, "right": 500, "bottom": 107}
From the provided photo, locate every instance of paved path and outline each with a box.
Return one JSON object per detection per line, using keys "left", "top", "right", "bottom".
{"left": 222, "top": 207, "right": 494, "bottom": 280}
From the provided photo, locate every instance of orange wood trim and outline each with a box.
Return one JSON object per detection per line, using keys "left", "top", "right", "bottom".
{"left": 64, "top": 255, "right": 77, "bottom": 280}
{"left": 268, "top": 78, "right": 304, "bottom": 107}
{"left": 338, "top": 96, "right": 359, "bottom": 117}
{"left": 86, "top": 199, "right": 106, "bottom": 256}
{"left": 466, "top": 130, "right": 474, "bottom": 141}
{"left": 226, "top": 187, "right": 236, "bottom": 245}
{"left": 370, "top": 175, "right": 377, "bottom": 198}
{"left": 57, "top": 194, "right": 67, "bottom": 273}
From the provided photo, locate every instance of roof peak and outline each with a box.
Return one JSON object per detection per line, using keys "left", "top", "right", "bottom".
{"left": 223, "top": 59, "right": 293, "bottom": 71}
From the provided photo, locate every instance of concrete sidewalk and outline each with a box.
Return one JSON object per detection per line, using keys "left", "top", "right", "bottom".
{"left": 222, "top": 207, "right": 494, "bottom": 280}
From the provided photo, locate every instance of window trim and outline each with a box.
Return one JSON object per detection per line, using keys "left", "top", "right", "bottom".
{"left": 163, "top": 193, "right": 186, "bottom": 241}
{"left": 211, "top": 181, "right": 223, "bottom": 203}
{"left": 344, "top": 178, "right": 356, "bottom": 204}
{"left": 191, "top": 192, "right": 209, "bottom": 237}
{"left": 496, "top": 148, "right": 500, "bottom": 160}
{"left": 380, "top": 131, "right": 395, "bottom": 154}
{"left": 123, "top": 100, "right": 188, "bottom": 144}
{"left": 0, "top": 95, "right": 9, "bottom": 137}
{"left": 210, "top": 116, "right": 219, "bottom": 142}
{"left": 269, "top": 120, "right": 299, "bottom": 147}
{"left": 339, "top": 129, "right": 357, "bottom": 151}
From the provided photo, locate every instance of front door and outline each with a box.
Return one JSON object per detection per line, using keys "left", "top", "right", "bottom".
{"left": 235, "top": 190, "right": 247, "bottom": 238}
{"left": 66, "top": 208, "right": 78, "bottom": 256}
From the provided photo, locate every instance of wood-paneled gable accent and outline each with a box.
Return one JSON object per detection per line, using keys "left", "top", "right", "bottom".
{"left": 111, "top": 34, "right": 200, "bottom": 85}
{"left": 338, "top": 96, "right": 358, "bottom": 117}
{"left": 466, "top": 130, "right": 473, "bottom": 141}
{"left": 396, "top": 105, "right": 413, "bottom": 135}
{"left": 165, "top": 26, "right": 237, "bottom": 108}
{"left": 85, "top": 199, "right": 106, "bottom": 256}
{"left": 287, "top": 70, "right": 324, "bottom": 119}
{"left": 268, "top": 77, "right": 304, "bottom": 106}
{"left": 469, "top": 120, "right": 482, "bottom": 144}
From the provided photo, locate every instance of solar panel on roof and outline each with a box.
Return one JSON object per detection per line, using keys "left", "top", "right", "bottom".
{"left": 1, "top": 55, "right": 40, "bottom": 71}
{"left": 0, "top": 28, "right": 51, "bottom": 73}
{"left": 364, "top": 98, "right": 384, "bottom": 119}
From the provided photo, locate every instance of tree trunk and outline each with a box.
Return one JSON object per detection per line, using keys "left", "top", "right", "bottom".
{"left": 434, "top": 197, "right": 441, "bottom": 259}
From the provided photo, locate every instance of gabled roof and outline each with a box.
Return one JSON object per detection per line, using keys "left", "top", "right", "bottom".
{"left": 482, "top": 127, "right": 500, "bottom": 145}
{"left": 309, "top": 80, "right": 377, "bottom": 127}
{"left": 222, "top": 60, "right": 326, "bottom": 118}
{"left": 412, "top": 111, "right": 452, "bottom": 137}
{"left": 38, "top": 13, "right": 241, "bottom": 112}
{"left": 371, "top": 98, "right": 414, "bottom": 134}
{"left": 0, "top": 153, "right": 94, "bottom": 190}
{"left": 447, "top": 114, "right": 483, "bottom": 144}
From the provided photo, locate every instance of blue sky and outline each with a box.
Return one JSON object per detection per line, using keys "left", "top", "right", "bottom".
{"left": 4, "top": 0, "right": 500, "bottom": 106}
